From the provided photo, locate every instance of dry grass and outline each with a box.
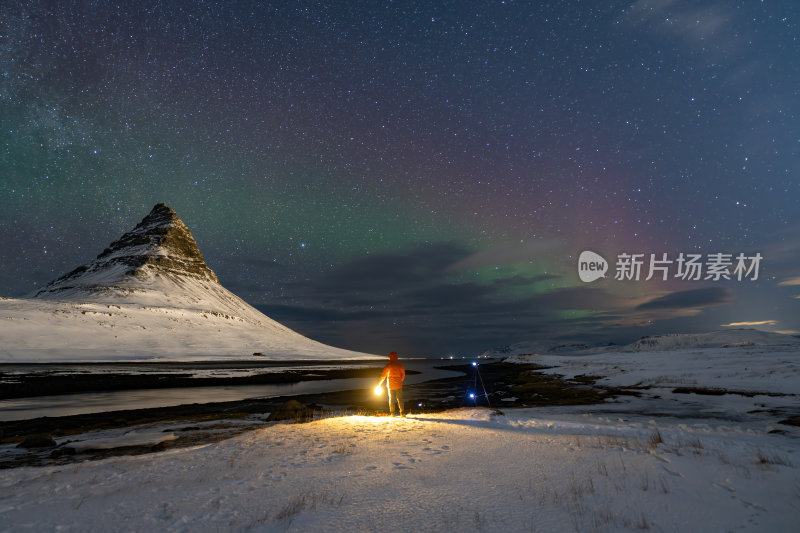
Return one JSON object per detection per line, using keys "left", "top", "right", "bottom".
{"left": 756, "top": 449, "right": 793, "bottom": 468}
{"left": 275, "top": 488, "right": 345, "bottom": 522}
{"left": 596, "top": 458, "right": 608, "bottom": 476}
{"left": 673, "top": 436, "right": 704, "bottom": 456}
{"left": 647, "top": 429, "right": 663, "bottom": 449}
{"left": 332, "top": 442, "right": 355, "bottom": 455}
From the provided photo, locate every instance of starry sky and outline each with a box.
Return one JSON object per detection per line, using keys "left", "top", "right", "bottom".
{"left": 1, "top": 1, "right": 799, "bottom": 356}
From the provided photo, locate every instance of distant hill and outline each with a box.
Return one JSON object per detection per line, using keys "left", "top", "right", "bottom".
{"left": 0, "top": 204, "right": 377, "bottom": 362}
{"left": 483, "top": 329, "right": 800, "bottom": 359}
{"left": 623, "top": 329, "right": 800, "bottom": 351}
{"left": 481, "top": 340, "right": 618, "bottom": 358}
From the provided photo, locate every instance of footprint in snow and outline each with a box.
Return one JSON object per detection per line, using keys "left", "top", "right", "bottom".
{"left": 737, "top": 498, "right": 766, "bottom": 511}
{"left": 649, "top": 451, "right": 670, "bottom": 463}
{"left": 712, "top": 482, "right": 735, "bottom": 493}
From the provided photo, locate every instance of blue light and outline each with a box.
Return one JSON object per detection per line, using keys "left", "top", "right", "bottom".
{"left": 469, "top": 393, "right": 475, "bottom": 399}
{"left": 472, "top": 362, "right": 477, "bottom": 367}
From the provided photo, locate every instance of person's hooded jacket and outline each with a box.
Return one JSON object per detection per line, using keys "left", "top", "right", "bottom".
{"left": 380, "top": 352, "right": 405, "bottom": 390}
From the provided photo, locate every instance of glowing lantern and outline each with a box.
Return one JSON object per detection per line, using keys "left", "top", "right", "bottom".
{"left": 374, "top": 384, "right": 383, "bottom": 395}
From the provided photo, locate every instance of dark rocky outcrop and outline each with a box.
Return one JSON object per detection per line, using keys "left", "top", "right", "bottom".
{"left": 266, "top": 400, "right": 315, "bottom": 422}
{"left": 16, "top": 433, "right": 57, "bottom": 449}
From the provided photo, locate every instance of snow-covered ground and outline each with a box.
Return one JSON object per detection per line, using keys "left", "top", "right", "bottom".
{"left": 1, "top": 345, "right": 798, "bottom": 532}
{"left": 0, "top": 285, "right": 377, "bottom": 362}
{"left": 505, "top": 344, "right": 800, "bottom": 398}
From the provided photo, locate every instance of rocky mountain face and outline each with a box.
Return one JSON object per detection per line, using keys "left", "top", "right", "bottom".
{"left": 36, "top": 203, "right": 219, "bottom": 297}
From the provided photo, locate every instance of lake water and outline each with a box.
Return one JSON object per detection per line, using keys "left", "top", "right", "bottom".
{"left": 0, "top": 359, "right": 472, "bottom": 421}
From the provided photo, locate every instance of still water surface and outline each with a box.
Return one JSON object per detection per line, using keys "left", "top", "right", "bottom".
{"left": 0, "top": 359, "right": 468, "bottom": 421}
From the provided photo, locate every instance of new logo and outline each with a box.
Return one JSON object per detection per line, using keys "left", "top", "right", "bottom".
{"left": 578, "top": 251, "right": 608, "bottom": 283}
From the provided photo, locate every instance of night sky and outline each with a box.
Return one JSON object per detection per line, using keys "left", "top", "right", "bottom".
{"left": 2, "top": 1, "right": 799, "bottom": 356}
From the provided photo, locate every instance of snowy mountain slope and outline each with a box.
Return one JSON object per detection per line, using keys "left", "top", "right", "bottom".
{"left": 623, "top": 329, "right": 800, "bottom": 351}
{"left": 482, "top": 329, "right": 799, "bottom": 359}
{"left": 0, "top": 204, "right": 377, "bottom": 362}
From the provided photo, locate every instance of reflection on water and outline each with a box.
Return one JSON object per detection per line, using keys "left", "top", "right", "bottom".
{"left": 0, "top": 360, "right": 466, "bottom": 421}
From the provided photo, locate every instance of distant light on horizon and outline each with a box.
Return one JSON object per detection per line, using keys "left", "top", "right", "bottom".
{"left": 721, "top": 320, "right": 778, "bottom": 327}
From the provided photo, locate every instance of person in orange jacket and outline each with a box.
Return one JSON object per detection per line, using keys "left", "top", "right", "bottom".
{"left": 378, "top": 351, "right": 406, "bottom": 416}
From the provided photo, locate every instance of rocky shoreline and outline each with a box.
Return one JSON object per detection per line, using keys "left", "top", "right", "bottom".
{"left": 0, "top": 362, "right": 620, "bottom": 468}
{"left": 0, "top": 361, "right": 385, "bottom": 399}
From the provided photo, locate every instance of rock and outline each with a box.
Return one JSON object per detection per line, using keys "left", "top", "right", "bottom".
{"left": 267, "top": 400, "right": 314, "bottom": 422}
{"left": 779, "top": 415, "right": 800, "bottom": 427}
{"left": 49, "top": 446, "right": 77, "bottom": 458}
{"left": 17, "top": 434, "right": 57, "bottom": 449}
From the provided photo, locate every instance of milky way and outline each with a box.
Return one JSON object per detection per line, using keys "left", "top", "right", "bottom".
{"left": 1, "top": 1, "right": 798, "bottom": 355}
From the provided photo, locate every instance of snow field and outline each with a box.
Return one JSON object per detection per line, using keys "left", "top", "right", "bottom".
{"left": 505, "top": 346, "right": 800, "bottom": 395}
{"left": 0, "top": 293, "right": 377, "bottom": 361}
{"left": 0, "top": 408, "right": 796, "bottom": 532}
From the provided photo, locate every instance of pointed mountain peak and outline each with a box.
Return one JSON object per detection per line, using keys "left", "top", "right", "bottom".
{"left": 138, "top": 202, "right": 182, "bottom": 229}
{"left": 36, "top": 204, "right": 219, "bottom": 298}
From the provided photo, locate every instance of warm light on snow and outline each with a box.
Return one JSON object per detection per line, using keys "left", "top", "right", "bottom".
{"left": 1, "top": 345, "right": 799, "bottom": 531}
{"left": 1, "top": 404, "right": 797, "bottom": 532}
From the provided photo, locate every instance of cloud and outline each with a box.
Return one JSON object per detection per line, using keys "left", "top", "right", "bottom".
{"left": 526, "top": 286, "right": 624, "bottom": 310}
{"left": 721, "top": 320, "right": 778, "bottom": 327}
{"left": 254, "top": 242, "right": 627, "bottom": 354}
{"left": 490, "top": 274, "right": 561, "bottom": 287}
{"left": 323, "top": 242, "right": 468, "bottom": 292}
{"left": 252, "top": 241, "right": 791, "bottom": 355}
{"left": 255, "top": 303, "right": 394, "bottom": 323}
{"left": 777, "top": 276, "right": 800, "bottom": 287}
{"left": 636, "top": 287, "right": 732, "bottom": 310}
{"left": 621, "top": 1, "right": 735, "bottom": 49}
{"left": 447, "top": 239, "right": 565, "bottom": 272}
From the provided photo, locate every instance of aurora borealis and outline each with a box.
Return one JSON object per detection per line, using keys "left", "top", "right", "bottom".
{"left": 1, "top": 1, "right": 798, "bottom": 355}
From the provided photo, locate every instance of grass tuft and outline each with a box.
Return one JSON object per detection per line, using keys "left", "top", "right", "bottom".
{"left": 647, "top": 428, "right": 663, "bottom": 449}
{"left": 756, "top": 450, "right": 793, "bottom": 468}
{"left": 275, "top": 489, "right": 345, "bottom": 522}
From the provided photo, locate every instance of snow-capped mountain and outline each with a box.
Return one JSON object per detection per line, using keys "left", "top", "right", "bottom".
{"left": 623, "top": 329, "right": 800, "bottom": 351}
{"left": 0, "top": 204, "right": 377, "bottom": 362}
{"left": 35, "top": 202, "right": 221, "bottom": 300}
